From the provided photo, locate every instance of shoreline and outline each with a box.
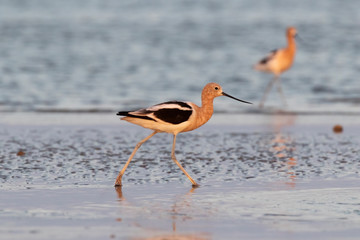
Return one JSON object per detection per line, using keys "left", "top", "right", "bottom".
{"left": 0, "top": 112, "right": 359, "bottom": 127}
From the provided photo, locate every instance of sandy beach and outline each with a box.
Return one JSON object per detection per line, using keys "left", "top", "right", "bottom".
{"left": 1, "top": 112, "right": 359, "bottom": 240}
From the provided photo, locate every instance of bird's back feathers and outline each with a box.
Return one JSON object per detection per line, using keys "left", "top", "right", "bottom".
{"left": 117, "top": 101, "right": 193, "bottom": 125}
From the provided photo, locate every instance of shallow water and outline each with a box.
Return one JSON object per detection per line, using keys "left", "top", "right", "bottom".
{"left": 1, "top": 182, "right": 360, "bottom": 240}
{"left": 1, "top": 120, "right": 359, "bottom": 188}
{"left": 0, "top": 115, "right": 360, "bottom": 239}
{"left": 0, "top": 0, "right": 360, "bottom": 113}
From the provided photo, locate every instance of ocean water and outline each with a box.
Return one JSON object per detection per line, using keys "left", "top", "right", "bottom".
{"left": 0, "top": 0, "right": 359, "bottom": 114}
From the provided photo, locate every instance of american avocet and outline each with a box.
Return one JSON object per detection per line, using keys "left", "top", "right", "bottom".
{"left": 115, "top": 82, "right": 251, "bottom": 187}
{"left": 254, "top": 27, "right": 298, "bottom": 108}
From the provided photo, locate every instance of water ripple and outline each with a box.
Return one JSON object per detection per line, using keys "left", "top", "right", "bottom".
{"left": 0, "top": 126, "right": 359, "bottom": 188}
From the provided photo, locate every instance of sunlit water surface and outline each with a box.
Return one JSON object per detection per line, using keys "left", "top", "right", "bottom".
{"left": 0, "top": 121, "right": 360, "bottom": 239}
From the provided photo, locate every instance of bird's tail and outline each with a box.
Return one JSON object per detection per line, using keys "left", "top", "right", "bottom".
{"left": 253, "top": 62, "right": 267, "bottom": 72}
{"left": 116, "top": 111, "right": 129, "bottom": 116}
{"left": 116, "top": 111, "right": 155, "bottom": 122}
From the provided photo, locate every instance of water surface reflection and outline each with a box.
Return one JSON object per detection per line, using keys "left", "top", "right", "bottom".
{"left": 269, "top": 114, "right": 298, "bottom": 188}
{"left": 115, "top": 186, "right": 210, "bottom": 240}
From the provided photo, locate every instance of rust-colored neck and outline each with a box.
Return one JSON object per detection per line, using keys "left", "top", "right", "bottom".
{"left": 286, "top": 34, "right": 296, "bottom": 57}
{"left": 199, "top": 93, "right": 215, "bottom": 125}
{"left": 182, "top": 88, "right": 217, "bottom": 133}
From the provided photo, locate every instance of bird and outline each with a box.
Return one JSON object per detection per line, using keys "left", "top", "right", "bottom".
{"left": 115, "top": 82, "right": 251, "bottom": 187}
{"left": 254, "top": 26, "right": 298, "bottom": 108}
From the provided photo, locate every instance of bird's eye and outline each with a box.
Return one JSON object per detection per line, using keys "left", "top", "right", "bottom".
{"left": 215, "top": 87, "right": 219, "bottom": 90}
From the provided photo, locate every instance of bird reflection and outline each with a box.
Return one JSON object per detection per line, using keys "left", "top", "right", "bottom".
{"left": 269, "top": 114, "right": 298, "bottom": 188}
{"left": 169, "top": 187, "right": 196, "bottom": 233}
{"left": 153, "top": 187, "right": 209, "bottom": 240}
{"left": 115, "top": 186, "right": 125, "bottom": 201}
{"left": 114, "top": 186, "right": 210, "bottom": 240}
{"left": 285, "top": 157, "right": 297, "bottom": 187}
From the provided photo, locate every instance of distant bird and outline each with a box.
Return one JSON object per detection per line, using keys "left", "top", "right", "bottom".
{"left": 254, "top": 27, "right": 298, "bottom": 108}
{"left": 115, "top": 83, "right": 251, "bottom": 187}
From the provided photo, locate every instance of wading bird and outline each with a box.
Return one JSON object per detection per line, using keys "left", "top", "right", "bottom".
{"left": 115, "top": 83, "right": 251, "bottom": 187}
{"left": 254, "top": 27, "right": 298, "bottom": 108}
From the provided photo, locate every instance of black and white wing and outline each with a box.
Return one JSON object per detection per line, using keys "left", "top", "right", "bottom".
{"left": 258, "top": 49, "right": 278, "bottom": 65}
{"left": 117, "top": 101, "right": 193, "bottom": 125}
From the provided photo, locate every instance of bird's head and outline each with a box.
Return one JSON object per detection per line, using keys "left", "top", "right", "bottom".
{"left": 287, "top": 26, "right": 298, "bottom": 38}
{"left": 202, "top": 83, "right": 252, "bottom": 104}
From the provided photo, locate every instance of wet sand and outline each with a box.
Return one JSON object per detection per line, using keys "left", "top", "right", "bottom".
{"left": 0, "top": 113, "right": 360, "bottom": 239}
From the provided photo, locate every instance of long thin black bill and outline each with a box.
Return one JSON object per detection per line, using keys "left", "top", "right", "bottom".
{"left": 222, "top": 92, "right": 252, "bottom": 104}
{"left": 295, "top": 34, "right": 304, "bottom": 43}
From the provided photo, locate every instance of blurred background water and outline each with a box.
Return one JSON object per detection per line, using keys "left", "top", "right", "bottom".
{"left": 0, "top": 0, "right": 359, "bottom": 113}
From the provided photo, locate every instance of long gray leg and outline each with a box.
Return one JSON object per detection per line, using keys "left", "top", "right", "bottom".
{"left": 275, "top": 76, "right": 287, "bottom": 107}
{"left": 259, "top": 76, "right": 277, "bottom": 108}
{"left": 115, "top": 131, "right": 158, "bottom": 187}
{"left": 171, "top": 134, "right": 199, "bottom": 187}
